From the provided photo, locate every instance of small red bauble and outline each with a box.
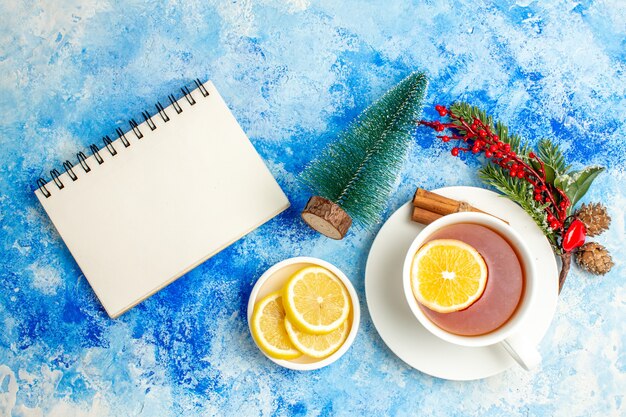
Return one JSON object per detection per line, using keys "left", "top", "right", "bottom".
{"left": 561, "top": 219, "right": 586, "bottom": 252}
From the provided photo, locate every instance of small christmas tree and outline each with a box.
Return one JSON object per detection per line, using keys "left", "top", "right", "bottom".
{"left": 301, "top": 72, "right": 428, "bottom": 239}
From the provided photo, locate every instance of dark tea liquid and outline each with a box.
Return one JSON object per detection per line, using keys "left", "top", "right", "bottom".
{"left": 419, "top": 223, "right": 524, "bottom": 336}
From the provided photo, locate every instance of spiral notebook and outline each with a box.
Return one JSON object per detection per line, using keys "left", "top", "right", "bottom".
{"left": 35, "top": 80, "right": 290, "bottom": 318}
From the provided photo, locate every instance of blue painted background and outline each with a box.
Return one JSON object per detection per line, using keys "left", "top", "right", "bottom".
{"left": 1, "top": 0, "right": 624, "bottom": 415}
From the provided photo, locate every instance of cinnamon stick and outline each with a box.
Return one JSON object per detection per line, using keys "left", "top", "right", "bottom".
{"left": 413, "top": 188, "right": 489, "bottom": 215}
{"left": 412, "top": 207, "right": 443, "bottom": 224}
{"left": 413, "top": 188, "right": 460, "bottom": 206}
{"left": 411, "top": 188, "right": 509, "bottom": 225}
{"left": 412, "top": 195, "right": 459, "bottom": 216}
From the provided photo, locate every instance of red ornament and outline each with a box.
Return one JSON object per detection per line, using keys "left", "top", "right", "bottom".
{"left": 561, "top": 219, "right": 586, "bottom": 252}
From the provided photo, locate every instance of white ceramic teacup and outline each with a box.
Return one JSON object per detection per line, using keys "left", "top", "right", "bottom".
{"left": 402, "top": 212, "right": 541, "bottom": 371}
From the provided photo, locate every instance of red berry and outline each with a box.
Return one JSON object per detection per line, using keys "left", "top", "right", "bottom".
{"left": 540, "top": 185, "right": 547, "bottom": 191}
{"left": 550, "top": 220, "right": 561, "bottom": 230}
{"left": 435, "top": 124, "right": 444, "bottom": 132}
{"left": 517, "top": 170, "right": 524, "bottom": 178}
{"left": 489, "top": 145, "right": 497, "bottom": 152}
{"left": 509, "top": 151, "right": 516, "bottom": 157}
{"left": 534, "top": 195, "right": 542, "bottom": 201}
{"left": 479, "top": 130, "right": 487, "bottom": 138}
{"left": 529, "top": 152, "right": 536, "bottom": 158}
{"left": 492, "top": 135, "right": 500, "bottom": 142}
{"left": 451, "top": 147, "right": 460, "bottom": 156}
{"left": 503, "top": 144, "right": 511, "bottom": 152}
{"left": 485, "top": 151, "right": 493, "bottom": 158}
{"left": 495, "top": 151, "right": 503, "bottom": 158}
{"left": 435, "top": 104, "right": 443, "bottom": 111}
{"left": 438, "top": 109, "right": 448, "bottom": 116}
{"left": 509, "top": 170, "right": 517, "bottom": 177}
{"left": 472, "top": 147, "right": 480, "bottom": 154}
{"left": 442, "top": 135, "right": 450, "bottom": 142}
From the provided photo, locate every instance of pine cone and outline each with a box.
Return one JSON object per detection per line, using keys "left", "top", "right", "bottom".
{"left": 575, "top": 242, "right": 614, "bottom": 275}
{"left": 575, "top": 203, "right": 611, "bottom": 237}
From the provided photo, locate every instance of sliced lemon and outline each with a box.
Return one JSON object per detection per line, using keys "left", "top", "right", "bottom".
{"left": 283, "top": 266, "right": 351, "bottom": 334}
{"left": 410, "top": 239, "right": 488, "bottom": 313}
{"left": 250, "top": 292, "right": 302, "bottom": 360}
{"left": 284, "top": 317, "right": 350, "bottom": 359}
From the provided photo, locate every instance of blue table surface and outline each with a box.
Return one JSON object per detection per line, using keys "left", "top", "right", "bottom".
{"left": 1, "top": 1, "right": 624, "bottom": 416}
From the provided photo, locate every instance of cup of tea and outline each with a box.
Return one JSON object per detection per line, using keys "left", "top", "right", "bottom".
{"left": 402, "top": 212, "right": 541, "bottom": 370}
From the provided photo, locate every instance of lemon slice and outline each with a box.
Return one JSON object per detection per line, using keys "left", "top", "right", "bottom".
{"left": 284, "top": 317, "right": 350, "bottom": 358}
{"left": 283, "top": 266, "right": 351, "bottom": 334}
{"left": 250, "top": 292, "right": 302, "bottom": 360}
{"left": 410, "top": 239, "right": 488, "bottom": 313}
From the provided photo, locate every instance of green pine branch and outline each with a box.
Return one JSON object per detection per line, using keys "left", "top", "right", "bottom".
{"left": 450, "top": 102, "right": 604, "bottom": 250}
{"left": 537, "top": 138, "right": 571, "bottom": 176}
{"left": 478, "top": 164, "right": 558, "bottom": 248}
{"left": 301, "top": 72, "right": 428, "bottom": 226}
{"left": 450, "top": 103, "right": 530, "bottom": 156}
{"left": 452, "top": 103, "right": 560, "bottom": 248}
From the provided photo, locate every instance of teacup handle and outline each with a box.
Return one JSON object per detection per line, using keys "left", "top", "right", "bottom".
{"left": 501, "top": 334, "right": 541, "bottom": 371}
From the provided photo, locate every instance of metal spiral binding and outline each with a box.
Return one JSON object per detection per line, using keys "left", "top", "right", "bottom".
{"left": 168, "top": 94, "right": 182, "bottom": 114}
{"left": 63, "top": 161, "right": 78, "bottom": 181}
{"left": 36, "top": 79, "right": 209, "bottom": 198}
{"left": 90, "top": 144, "right": 104, "bottom": 164}
{"left": 116, "top": 127, "right": 130, "bottom": 147}
{"left": 129, "top": 119, "right": 143, "bottom": 139}
{"left": 142, "top": 111, "right": 156, "bottom": 131}
{"left": 77, "top": 152, "right": 90, "bottom": 172}
{"left": 50, "top": 169, "right": 64, "bottom": 190}
{"left": 155, "top": 102, "right": 169, "bottom": 122}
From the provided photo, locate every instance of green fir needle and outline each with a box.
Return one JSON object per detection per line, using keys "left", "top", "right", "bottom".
{"left": 301, "top": 71, "right": 428, "bottom": 227}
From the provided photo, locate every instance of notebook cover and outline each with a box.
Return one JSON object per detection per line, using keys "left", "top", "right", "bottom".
{"left": 35, "top": 81, "right": 290, "bottom": 318}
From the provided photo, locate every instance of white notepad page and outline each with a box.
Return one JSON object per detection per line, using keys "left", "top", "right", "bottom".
{"left": 35, "top": 82, "right": 290, "bottom": 318}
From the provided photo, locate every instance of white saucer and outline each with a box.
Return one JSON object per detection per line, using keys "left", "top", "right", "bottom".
{"left": 365, "top": 186, "right": 558, "bottom": 380}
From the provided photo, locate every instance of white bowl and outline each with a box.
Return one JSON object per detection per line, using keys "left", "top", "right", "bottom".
{"left": 247, "top": 256, "right": 360, "bottom": 371}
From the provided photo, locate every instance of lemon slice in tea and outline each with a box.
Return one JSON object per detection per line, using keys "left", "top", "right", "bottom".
{"left": 410, "top": 239, "right": 488, "bottom": 313}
